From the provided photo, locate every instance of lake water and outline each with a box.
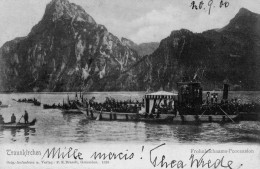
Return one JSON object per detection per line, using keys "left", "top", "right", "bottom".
{"left": 0, "top": 92, "right": 260, "bottom": 144}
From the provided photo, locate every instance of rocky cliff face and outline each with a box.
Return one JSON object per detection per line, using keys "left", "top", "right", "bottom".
{"left": 133, "top": 8, "right": 260, "bottom": 91}
{"left": 0, "top": 0, "right": 139, "bottom": 92}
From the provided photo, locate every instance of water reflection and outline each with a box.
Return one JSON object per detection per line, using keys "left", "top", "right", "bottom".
{"left": 222, "top": 122, "right": 260, "bottom": 143}
{"left": 11, "top": 128, "right": 17, "bottom": 137}
{"left": 62, "top": 112, "right": 85, "bottom": 123}
{"left": 78, "top": 118, "right": 90, "bottom": 126}
{"left": 173, "top": 124, "right": 202, "bottom": 143}
{"left": 0, "top": 127, "right": 37, "bottom": 143}
{"left": 62, "top": 113, "right": 75, "bottom": 123}
{"left": 142, "top": 122, "right": 204, "bottom": 143}
{"left": 24, "top": 128, "right": 36, "bottom": 142}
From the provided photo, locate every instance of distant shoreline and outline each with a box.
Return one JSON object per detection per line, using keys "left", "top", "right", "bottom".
{"left": 1, "top": 91, "right": 260, "bottom": 94}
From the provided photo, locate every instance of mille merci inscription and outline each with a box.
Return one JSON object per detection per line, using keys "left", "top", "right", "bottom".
{"left": 38, "top": 145, "right": 242, "bottom": 168}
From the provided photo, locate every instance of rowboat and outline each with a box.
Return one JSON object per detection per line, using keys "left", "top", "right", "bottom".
{"left": 0, "top": 119, "right": 37, "bottom": 128}
{"left": 12, "top": 99, "right": 41, "bottom": 106}
{"left": 33, "top": 101, "right": 41, "bottom": 106}
{"left": 0, "top": 104, "right": 10, "bottom": 108}
{"left": 43, "top": 104, "right": 61, "bottom": 109}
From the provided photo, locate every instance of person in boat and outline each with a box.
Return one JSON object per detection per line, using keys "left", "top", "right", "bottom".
{"left": 0, "top": 114, "right": 4, "bottom": 124}
{"left": 155, "top": 108, "right": 160, "bottom": 118}
{"left": 24, "top": 111, "right": 29, "bottom": 123}
{"left": 11, "top": 113, "right": 16, "bottom": 123}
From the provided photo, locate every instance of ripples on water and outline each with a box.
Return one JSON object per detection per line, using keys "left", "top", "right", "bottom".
{"left": 0, "top": 92, "right": 260, "bottom": 144}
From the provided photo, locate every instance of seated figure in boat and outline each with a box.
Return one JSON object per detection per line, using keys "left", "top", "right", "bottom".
{"left": 0, "top": 114, "right": 4, "bottom": 124}
{"left": 11, "top": 113, "right": 16, "bottom": 123}
{"left": 155, "top": 108, "right": 161, "bottom": 118}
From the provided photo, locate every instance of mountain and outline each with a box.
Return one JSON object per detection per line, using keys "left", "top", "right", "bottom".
{"left": 121, "top": 37, "right": 159, "bottom": 56}
{"left": 0, "top": 2, "right": 259, "bottom": 92}
{"left": 0, "top": 0, "right": 139, "bottom": 92}
{"left": 133, "top": 8, "right": 260, "bottom": 91}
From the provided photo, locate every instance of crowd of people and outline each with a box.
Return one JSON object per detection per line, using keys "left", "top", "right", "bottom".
{"left": 58, "top": 95, "right": 260, "bottom": 117}
{"left": 82, "top": 97, "right": 144, "bottom": 113}
{"left": 44, "top": 96, "right": 144, "bottom": 113}
{"left": 176, "top": 99, "right": 260, "bottom": 115}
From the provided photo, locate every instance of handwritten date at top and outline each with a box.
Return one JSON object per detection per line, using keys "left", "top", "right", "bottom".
{"left": 190, "top": 0, "right": 229, "bottom": 15}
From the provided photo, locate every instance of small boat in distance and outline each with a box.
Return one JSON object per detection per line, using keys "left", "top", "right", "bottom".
{"left": 0, "top": 104, "right": 10, "bottom": 108}
{"left": 0, "top": 100, "right": 10, "bottom": 108}
{"left": 12, "top": 98, "right": 41, "bottom": 106}
{"left": 0, "top": 119, "right": 37, "bottom": 128}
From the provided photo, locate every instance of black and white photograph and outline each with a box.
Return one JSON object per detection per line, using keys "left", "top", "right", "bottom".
{"left": 0, "top": 0, "right": 259, "bottom": 168}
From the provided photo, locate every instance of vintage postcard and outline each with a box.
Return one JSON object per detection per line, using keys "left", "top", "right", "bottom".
{"left": 0, "top": 0, "right": 259, "bottom": 168}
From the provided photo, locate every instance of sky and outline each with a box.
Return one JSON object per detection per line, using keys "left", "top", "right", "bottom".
{"left": 0, "top": 0, "right": 260, "bottom": 46}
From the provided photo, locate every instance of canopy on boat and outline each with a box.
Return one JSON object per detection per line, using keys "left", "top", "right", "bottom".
{"left": 144, "top": 91, "right": 178, "bottom": 114}
{"left": 145, "top": 91, "right": 178, "bottom": 100}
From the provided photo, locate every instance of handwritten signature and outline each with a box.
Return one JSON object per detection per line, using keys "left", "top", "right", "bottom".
{"left": 190, "top": 0, "right": 230, "bottom": 15}
{"left": 150, "top": 143, "right": 235, "bottom": 168}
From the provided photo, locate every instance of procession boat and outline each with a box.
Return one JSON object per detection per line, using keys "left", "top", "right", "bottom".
{"left": 76, "top": 104, "right": 141, "bottom": 121}
{"left": 15, "top": 99, "right": 34, "bottom": 103}
{"left": 84, "top": 110, "right": 239, "bottom": 123}
{"left": 83, "top": 109, "right": 138, "bottom": 121}
{"left": 0, "top": 119, "right": 37, "bottom": 128}
{"left": 43, "top": 104, "right": 61, "bottom": 109}
{"left": 77, "top": 104, "right": 239, "bottom": 123}
{"left": 33, "top": 101, "right": 41, "bottom": 106}
{"left": 43, "top": 104, "right": 56, "bottom": 109}
{"left": 73, "top": 81, "right": 245, "bottom": 124}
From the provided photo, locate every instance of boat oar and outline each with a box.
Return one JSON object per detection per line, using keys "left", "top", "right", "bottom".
{"left": 16, "top": 115, "right": 23, "bottom": 126}
{"left": 218, "top": 106, "right": 235, "bottom": 123}
{"left": 96, "top": 109, "right": 103, "bottom": 121}
{"left": 96, "top": 113, "right": 100, "bottom": 121}
{"left": 199, "top": 109, "right": 207, "bottom": 118}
